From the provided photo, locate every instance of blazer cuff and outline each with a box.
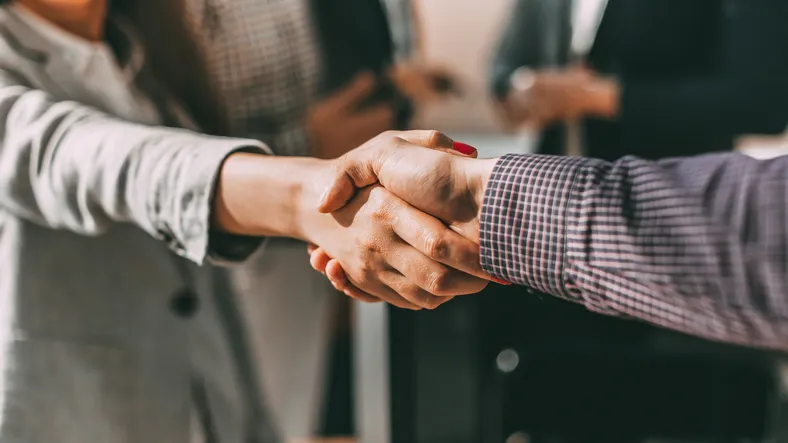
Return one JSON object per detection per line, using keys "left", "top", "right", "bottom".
{"left": 155, "top": 136, "right": 272, "bottom": 266}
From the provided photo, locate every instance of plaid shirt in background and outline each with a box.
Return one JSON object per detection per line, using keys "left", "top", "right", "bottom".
{"left": 480, "top": 153, "right": 788, "bottom": 352}
{"left": 183, "top": 0, "right": 320, "bottom": 157}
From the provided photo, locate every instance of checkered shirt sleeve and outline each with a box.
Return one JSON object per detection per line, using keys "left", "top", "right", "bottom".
{"left": 480, "top": 153, "right": 788, "bottom": 352}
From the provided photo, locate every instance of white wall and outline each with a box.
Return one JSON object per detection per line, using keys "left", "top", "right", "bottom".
{"left": 412, "top": 0, "right": 513, "bottom": 133}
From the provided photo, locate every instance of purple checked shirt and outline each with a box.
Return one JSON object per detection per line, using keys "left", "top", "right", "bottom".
{"left": 479, "top": 152, "right": 788, "bottom": 352}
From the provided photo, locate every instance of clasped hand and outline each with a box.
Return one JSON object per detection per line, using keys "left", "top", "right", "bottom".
{"left": 304, "top": 130, "right": 498, "bottom": 309}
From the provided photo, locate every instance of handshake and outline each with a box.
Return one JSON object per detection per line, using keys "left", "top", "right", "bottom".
{"left": 215, "top": 130, "right": 504, "bottom": 310}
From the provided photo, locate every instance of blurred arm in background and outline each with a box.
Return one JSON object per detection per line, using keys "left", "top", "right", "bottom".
{"left": 490, "top": 0, "right": 788, "bottom": 158}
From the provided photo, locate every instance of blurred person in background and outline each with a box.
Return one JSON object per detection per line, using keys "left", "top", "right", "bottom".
{"left": 490, "top": 0, "right": 788, "bottom": 160}
{"left": 0, "top": 0, "right": 475, "bottom": 442}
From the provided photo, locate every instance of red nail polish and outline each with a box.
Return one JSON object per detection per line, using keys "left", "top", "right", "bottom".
{"left": 452, "top": 142, "right": 477, "bottom": 156}
{"left": 491, "top": 277, "right": 513, "bottom": 286}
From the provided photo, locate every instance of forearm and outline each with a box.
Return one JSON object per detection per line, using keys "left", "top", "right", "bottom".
{"left": 213, "top": 153, "right": 326, "bottom": 240}
{"left": 479, "top": 153, "right": 788, "bottom": 351}
{"left": 0, "top": 69, "right": 286, "bottom": 264}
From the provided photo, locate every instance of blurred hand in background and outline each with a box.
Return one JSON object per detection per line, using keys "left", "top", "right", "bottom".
{"left": 308, "top": 72, "right": 394, "bottom": 159}
{"left": 389, "top": 62, "right": 462, "bottom": 104}
{"left": 500, "top": 65, "right": 619, "bottom": 130}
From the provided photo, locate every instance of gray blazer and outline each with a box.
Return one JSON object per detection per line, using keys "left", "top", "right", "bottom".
{"left": 0, "top": 6, "right": 279, "bottom": 443}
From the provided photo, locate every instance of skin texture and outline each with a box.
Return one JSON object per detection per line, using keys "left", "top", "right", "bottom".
{"left": 214, "top": 130, "right": 494, "bottom": 310}
{"left": 305, "top": 131, "right": 499, "bottom": 305}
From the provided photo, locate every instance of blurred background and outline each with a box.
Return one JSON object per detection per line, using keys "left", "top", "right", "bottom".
{"left": 411, "top": 0, "right": 533, "bottom": 157}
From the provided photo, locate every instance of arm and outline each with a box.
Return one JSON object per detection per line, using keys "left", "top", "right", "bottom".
{"left": 0, "top": 69, "right": 274, "bottom": 264}
{"left": 489, "top": 0, "right": 542, "bottom": 100}
{"left": 0, "top": 88, "right": 488, "bottom": 306}
{"left": 616, "top": 0, "right": 788, "bottom": 155}
{"left": 481, "top": 152, "right": 788, "bottom": 351}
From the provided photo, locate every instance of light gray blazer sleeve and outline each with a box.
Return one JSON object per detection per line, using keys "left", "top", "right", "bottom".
{"left": 0, "top": 68, "right": 270, "bottom": 265}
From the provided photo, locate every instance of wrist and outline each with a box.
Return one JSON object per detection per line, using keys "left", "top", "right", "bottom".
{"left": 584, "top": 76, "right": 620, "bottom": 118}
{"left": 462, "top": 157, "right": 497, "bottom": 219}
{"left": 213, "top": 153, "right": 329, "bottom": 239}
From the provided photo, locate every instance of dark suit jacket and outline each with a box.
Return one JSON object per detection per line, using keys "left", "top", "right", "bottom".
{"left": 310, "top": 0, "right": 413, "bottom": 128}
{"left": 491, "top": 0, "right": 788, "bottom": 161}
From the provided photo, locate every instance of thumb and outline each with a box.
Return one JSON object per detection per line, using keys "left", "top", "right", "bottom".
{"left": 327, "top": 71, "right": 377, "bottom": 112}
{"left": 397, "top": 130, "right": 478, "bottom": 158}
{"left": 317, "top": 130, "right": 476, "bottom": 213}
{"left": 317, "top": 168, "right": 360, "bottom": 214}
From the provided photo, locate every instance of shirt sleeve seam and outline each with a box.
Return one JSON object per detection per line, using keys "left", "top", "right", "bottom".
{"left": 557, "top": 163, "right": 585, "bottom": 299}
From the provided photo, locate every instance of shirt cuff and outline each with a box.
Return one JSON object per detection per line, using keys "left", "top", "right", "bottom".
{"left": 479, "top": 154, "right": 587, "bottom": 297}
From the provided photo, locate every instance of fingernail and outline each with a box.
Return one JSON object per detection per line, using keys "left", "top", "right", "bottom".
{"left": 491, "top": 277, "right": 512, "bottom": 286}
{"left": 452, "top": 142, "right": 477, "bottom": 156}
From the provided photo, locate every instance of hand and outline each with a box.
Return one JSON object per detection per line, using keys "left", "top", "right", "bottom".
{"left": 504, "top": 66, "right": 620, "bottom": 128}
{"left": 388, "top": 62, "right": 462, "bottom": 103}
{"left": 212, "top": 131, "right": 493, "bottom": 310}
{"left": 308, "top": 72, "right": 394, "bottom": 159}
{"left": 303, "top": 184, "right": 490, "bottom": 309}
{"left": 306, "top": 130, "right": 504, "bottom": 300}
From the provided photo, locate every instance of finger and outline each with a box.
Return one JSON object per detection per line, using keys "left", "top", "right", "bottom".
{"left": 354, "top": 275, "right": 424, "bottom": 310}
{"left": 309, "top": 247, "right": 331, "bottom": 274}
{"left": 330, "top": 260, "right": 423, "bottom": 310}
{"left": 318, "top": 166, "right": 360, "bottom": 214}
{"left": 317, "top": 130, "right": 460, "bottom": 213}
{"left": 324, "top": 260, "right": 383, "bottom": 303}
{"left": 307, "top": 243, "right": 318, "bottom": 254}
{"left": 329, "top": 71, "right": 377, "bottom": 112}
{"left": 317, "top": 135, "right": 403, "bottom": 214}
{"left": 371, "top": 265, "right": 447, "bottom": 309}
{"left": 385, "top": 235, "right": 485, "bottom": 299}
{"left": 395, "top": 130, "right": 478, "bottom": 159}
{"left": 394, "top": 129, "right": 453, "bottom": 149}
{"left": 325, "top": 258, "right": 349, "bottom": 290}
{"left": 383, "top": 272, "right": 456, "bottom": 310}
{"left": 343, "top": 285, "right": 383, "bottom": 304}
{"left": 391, "top": 200, "right": 492, "bottom": 284}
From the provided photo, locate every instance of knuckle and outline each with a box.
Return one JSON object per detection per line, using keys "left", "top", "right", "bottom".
{"left": 368, "top": 190, "right": 395, "bottom": 222}
{"left": 422, "top": 294, "right": 443, "bottom": 310}
{"left": 425, "top": 268, "right": 453, "bottom": 295}
{"left": 402, "top": 286, "right": 426, "bottom": 305}
{"left": 425, "top": 130, "right": 452, "bottom": 148}
{"left": 352, "top": 264, "right": 376, "bottom": 288}
{"left": 358, "top": 235, "right": 380, "bottom": 257}
{"left": 369, "top": 202, "right": 390, "bottom": 223}
{"left": 423, "top": 232, "right": 450, "bottom": 261}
